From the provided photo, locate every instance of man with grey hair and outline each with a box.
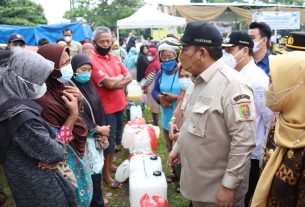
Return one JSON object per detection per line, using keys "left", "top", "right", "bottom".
{"left": 91, "top": 26, "right": 132, "bottom": 189}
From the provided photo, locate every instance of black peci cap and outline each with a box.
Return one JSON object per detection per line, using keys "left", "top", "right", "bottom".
{"left": 222, "top": 31, "right": 254, "bottom": 48}
{"left": 167, "top": 22, "right": 222, "bottom": 47}
{"left": 275, "top": 32, "right": 305, "bottom": 54}
{"left": 286, "top": 32, "right": 305, "bottom": 51}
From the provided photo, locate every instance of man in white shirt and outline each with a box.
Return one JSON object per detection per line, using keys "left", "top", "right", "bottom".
{"left": 222, "top": 31, "right": 274, "bottom": 207}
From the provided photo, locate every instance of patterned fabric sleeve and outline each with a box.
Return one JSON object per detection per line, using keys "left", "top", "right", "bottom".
{"left": 143, "top": 71, "right": 156, "bottom": 88}
{"left": 56, "top": 125, "right": 73, "bottom": 144}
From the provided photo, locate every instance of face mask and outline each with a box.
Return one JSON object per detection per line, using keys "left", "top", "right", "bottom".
{"left": 179, "top": 77, "right": 191, "bottom": 90}
{"left": 222, "top": 51, "right": 236, "bottom": 68}
{"left": 28, "top": 83, "right": 47, "bottom": 99}
{"left": 57, "top": 64, "right": 73, "bottom": 83}
{"left": 64, "top": 36, "right": 72, "bottom": 43}
{"left": 74, "top": 71, "right": 91, "bottom": 84}
{"left": 161, "top": 59, "right": 177, "bottom": 72}
{"left": 264, "top": 82, "right": 304, "bottom": 112}
{"left": 179, "top": 50, "right": 197, "bottom": 71}
{"left": 95, "top": 45, "right": 111, "bottom": 56}
{"left": 17, "top": 74, "right": 47, "bottom": 99}
{"left": 147, "top": 56, "right": 154, "bottom": 62}
{"left": 10, "top": 46, "right": 23, "bottom": 54}
{"left": 111, "top": 49, "right": 120, "bottom": 56}
{"left": 253, "top": 39, "right": 263, "bottom": 53}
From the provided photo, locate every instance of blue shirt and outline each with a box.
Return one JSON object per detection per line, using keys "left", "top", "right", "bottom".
{"left": 152, "top": 70, "right": 180, "bottom": 131}
{"left": 255, "top": 51, "right": 271, "bottom": 75}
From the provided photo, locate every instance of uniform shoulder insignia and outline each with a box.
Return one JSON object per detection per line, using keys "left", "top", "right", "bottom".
{"left": 233, "top": 94, "right": 250, "bottom": 102}
{"left": 238, "top": 103, "right": 252, "bottom": 121}
{"left": 231, "top": 93, "right": 255, "bottom": 122}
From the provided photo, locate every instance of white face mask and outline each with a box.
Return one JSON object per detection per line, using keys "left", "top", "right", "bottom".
{"left": 178, "top": 77, "right": 192, "bottom": 90}
{"left": 222, "top": 51, "right": 236, "bottom": 68}
{"left": 64, "top": 36, "right": 72, "bottom": 43}
{"left": 28, "top": 83, "right": 47, "bottom": 99}
{"left": 57, "top": 64, "right": 73, "bottom": 83}
{"left": 17, "top": 75, "right": 48, "bottom": 99}
{"left": 253, "top": 39, "right": 263, "bottom": 53}
{"left": 147, "top": 56, "right": 154, "bottom": 62}
{"left": 264, "top": 82, "right": 304, "bottom": 112}
{"left": 10, "top": 46, "right": 23, "bottom": 54}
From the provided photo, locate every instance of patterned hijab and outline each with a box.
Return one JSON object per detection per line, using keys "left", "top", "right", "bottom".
{"left": 251, "top": 51, "right": 305, "bottom": 207}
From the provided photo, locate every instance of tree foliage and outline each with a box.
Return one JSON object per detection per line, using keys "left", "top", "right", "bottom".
{"left": 64, "top": 0, "right": 143, "bottom": 29}
{"left": 0, "top": 0, "right": 47, "bottom": 26}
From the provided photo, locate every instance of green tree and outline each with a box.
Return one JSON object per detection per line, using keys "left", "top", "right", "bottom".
{"left": 64, "top": 0, "right": 143, "bottom": 29}
{"left": 0, "top": 0, "right": 47, "bottom": 26}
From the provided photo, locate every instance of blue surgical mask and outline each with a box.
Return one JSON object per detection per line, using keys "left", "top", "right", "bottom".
{"left": 74, "top": 71, "right": 91, "bottom": 83}
{"left": 179, "top": 78, "right": 191, "bottom": 90}
{"left": 161, "top": 59, "right": 177, "bottom": 72}
{"left": 57, "top": 64, "right": 73, "bottom": 83}
{"left": 111, "top": 49, "right": 120, "bottom": 56}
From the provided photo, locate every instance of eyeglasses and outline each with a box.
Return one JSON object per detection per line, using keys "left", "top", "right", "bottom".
{"left": 160, "top": 55, "right": 176, "bottom": 61}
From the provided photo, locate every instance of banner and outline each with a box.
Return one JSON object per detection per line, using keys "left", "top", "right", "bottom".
{"left": 252, "top": 11, "right": 300, "bottom": 30}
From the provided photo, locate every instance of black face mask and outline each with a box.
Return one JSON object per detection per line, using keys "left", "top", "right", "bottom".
{"left": 95, "top": 45, "right": 111, "bottom": 56}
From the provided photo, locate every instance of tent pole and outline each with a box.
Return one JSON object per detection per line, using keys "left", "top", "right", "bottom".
{"left": 117, "top": 27, "right": 120, "bottom": 42}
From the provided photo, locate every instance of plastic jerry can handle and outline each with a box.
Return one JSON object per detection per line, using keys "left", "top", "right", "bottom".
{"left": 150, "top": 155, "right": 158, "bottom": 160}
{"left": 153, "top": 171, "right": 162, "bottom": 176}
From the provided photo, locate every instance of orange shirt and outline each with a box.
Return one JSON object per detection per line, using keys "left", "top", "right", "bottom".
{"left": 91, "top": 50, "right": 129, "bottom": 114}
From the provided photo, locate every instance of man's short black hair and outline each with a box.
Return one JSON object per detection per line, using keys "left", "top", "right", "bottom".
{"left": 63, "top": 28, "right": 72, "bottom": 34}
{"left": 249, "top": 22, "right": 271, "bottom": 40}
{"left": 56, "top": 37, "right": 65, "bottom": 43}
{"left": 38, "top": 38, "right": 49, "bottom": 47}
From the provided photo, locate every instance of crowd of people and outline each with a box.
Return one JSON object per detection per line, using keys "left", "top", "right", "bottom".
{"left": 0, "top": 20, "right": 304, "bottom": 207}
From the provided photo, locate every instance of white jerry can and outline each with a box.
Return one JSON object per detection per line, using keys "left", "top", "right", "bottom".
{"left": 129, "top": 170, "right": 167, "bottom": 207}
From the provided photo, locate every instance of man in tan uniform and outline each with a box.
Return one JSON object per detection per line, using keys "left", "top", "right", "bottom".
{"left": 168, "top": 22, "right": 256, "bottom": 207}
{"left": 63, "top": 28, "right": 82, "bottom": 58}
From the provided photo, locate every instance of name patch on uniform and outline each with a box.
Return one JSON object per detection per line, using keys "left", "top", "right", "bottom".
{"left": 198, "top": 96, "right": 212, "bottom": 105}
{"left": 239, "top": 103, "right": 251, "bottom": 120}
{"left": 233, "top": 94, "right": 250, "bottom": 102}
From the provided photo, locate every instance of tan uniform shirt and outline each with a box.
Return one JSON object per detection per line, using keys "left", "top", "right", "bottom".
{"left": 173, "top": 59, "right": 256, "bottom": 203}
{"left": 68, "top": 40, "right": 82, "bottom": 58}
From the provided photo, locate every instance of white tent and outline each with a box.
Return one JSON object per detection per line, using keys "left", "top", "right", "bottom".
{"left": 117, "top": 4, "right": 186, "bottom": 29}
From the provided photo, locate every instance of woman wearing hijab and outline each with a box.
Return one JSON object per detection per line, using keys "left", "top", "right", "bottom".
{"left": 70, "top": 54, "right": 110, "bottom": 207}
{"left": 82, "top": 43, "right": 94, "bottom": 57}
{"left": 152, "top": 38, "right": 181, "bottom": 183}
{"left": 123, "top": 47, "right": 138, "bottom": 79}
{"left": 251, "top": 51, "right": 305, "bottom": 207}
{"left": 136, "top": 45, "right": 148, "bottom": 82}
{"left": 0, "top": 49, "right": 78, "bottom": 207}
{"left": 36, "top": 44, "right": 93, "bottom": 207}
{"left": 111, "top": 41, "right": 122, "bottom": 60}
{"left": 141, "top": 47, "right": 161, "bottom": 126}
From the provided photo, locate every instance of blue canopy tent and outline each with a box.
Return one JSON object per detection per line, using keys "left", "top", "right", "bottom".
{"left": 0, "top": 22, "right": 92, "bottom": 46}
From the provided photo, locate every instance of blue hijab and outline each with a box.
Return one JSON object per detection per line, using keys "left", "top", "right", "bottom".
{"left": 123, "top": 47, "right": 138, "bottom": 70}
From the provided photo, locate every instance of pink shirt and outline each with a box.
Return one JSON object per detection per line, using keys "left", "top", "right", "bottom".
{"left": 91, "top": 50, "right": 129, "bottom": 114}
